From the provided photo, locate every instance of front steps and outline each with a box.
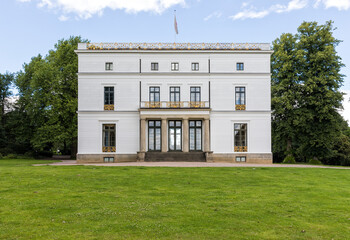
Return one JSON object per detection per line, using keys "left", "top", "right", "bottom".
{"left": 145, "top": 152, "right": 206, "bottom": 162}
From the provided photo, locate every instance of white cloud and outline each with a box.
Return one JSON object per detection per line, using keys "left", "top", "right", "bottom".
{"left": 230, "top": 9, "right": 269, "bottom": 20}
{"left": 230, "top": 0, "right": 349, "bottom": 20}
{"left": 274, "top": 0, "right": 308, "bottom": 13}
{"left": 58, "top": 15, "right": 69, "bottom": 21}
{"left": 17, "top": 0, "right": 185, "bottom": 19}
{"left": 204, "top": 11, "right": 222, "bottom": 21}
{"left": 315, "top": 0, "right": 350, "bottom": 10}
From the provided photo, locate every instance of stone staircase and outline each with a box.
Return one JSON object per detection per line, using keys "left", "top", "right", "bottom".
{"left": 145, "top": 152, "right": 206, "bottom": 162}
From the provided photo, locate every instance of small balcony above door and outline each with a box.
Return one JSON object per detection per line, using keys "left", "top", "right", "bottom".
{"left": 140, "top": 101, "right": 210, "bottom": 109}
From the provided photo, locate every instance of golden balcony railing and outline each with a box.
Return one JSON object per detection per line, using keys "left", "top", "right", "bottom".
{"left": 235, "top": 104, "right": 246, "bottom": 110}
{"left": 104, "top": 104, "right": 114, "bottom": 111}
{"left": 102, "top": 146, "right": 116, "bottom": 152}
{"left": 166, "top": 101, "right": 184, "bottom": 108}
{"left": 144, "top": 101, "right": 161, "bottom": 108}
{"left": 234, "top": 146, "right": 247, "bottom": 152}
{"left": 189, "top": 101, "right": 205, "bottom": 108}
{"left": 140, "top": 101, "right": 209, "bottom": 109}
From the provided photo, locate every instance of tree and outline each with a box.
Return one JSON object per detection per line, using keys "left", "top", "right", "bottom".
{"left": 0, "top": 72, "right": 14, "bottom": 151}
{"left": 271, "top": 21, "right": 345, "bottom": 162}
{"left": 15, "top": 36, "right": 88, "bottom": 157}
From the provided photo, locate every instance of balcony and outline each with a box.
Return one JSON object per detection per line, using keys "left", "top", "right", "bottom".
{"left": 103, "top": 146, "right": 116, "bottom": 152}
{"left": 140, "top": 101, "right": 210, "bottom": 109}
{"left": 104, "top": 104, "right": 114, "bottom": 111}
{"left": 235, "top": 104, "right": 246, "bottom": 110}
{"left": 234, "top": 146, "right": 247, "bottom": 152}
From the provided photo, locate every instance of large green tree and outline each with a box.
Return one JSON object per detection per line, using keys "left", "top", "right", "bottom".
{"left": 272, "top": 21, "right": 346, "bottom": 162}
{"left": 15, "top": 36, "right": 88, "bottom": 157}
{"left": 0, "top": 72, "right": 14, "bottom": 151}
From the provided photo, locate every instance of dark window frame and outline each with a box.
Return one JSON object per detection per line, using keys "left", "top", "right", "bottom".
{"left": 191, "top": 62, "right": 199, "bottom": 71}
{"left": 105, "top": 62, "right": 113, "bottom": 71}
{"left": 148, "top": 120, "right": 162, "bottom": 151}
{"left": 234, "top": 123, "right": 247, "bottom": 147}
{"left": 149, "top": 86, "right": 160, "bottom": 103}
{"left": 235, "top": 87, "right": 246, "bottom": 105}
{"left": 104, "top": 86, "right": 114, "bottom": 105}
{"left": 236, "top": 62, "right": 244, "bottom": 71}
{"left": 103, "top": 124, "right": 116, "bottom": 148}
{"left": 151, "top": 62, "right": 159, "bottom": 71}
{"left": 189, "top": 120, "right": 202, "bottom": 151}
{"left": 168, "top": 120, "right": 182, "bottom": 151}
{"left": 171, "top": 62, "right": 179, "bottom": 71}
{"left": 170, "top": 87, "right": 180, "bottom": 102}
{"left": 190, "top": 87, "right": 201, "bottom": 102}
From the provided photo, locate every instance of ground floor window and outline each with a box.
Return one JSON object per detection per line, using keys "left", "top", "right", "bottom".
{"left": 234, "top": 123, "right": 247, "bottom": 152}
{"left": 148, "top": 120, "right": 161, "bottom": 151}
{"left": 103, "top": 124, "right": 116, "bottom": 152}
{"left": 189, "top": 120, "right": 202, "bottom": 151}
{"left": 169, "top": 120, "right": 182, "bottom": 151}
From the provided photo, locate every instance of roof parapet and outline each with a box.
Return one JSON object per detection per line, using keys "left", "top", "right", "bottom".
{"left": 78, "top": 42, "right": 271, "bottom": 51}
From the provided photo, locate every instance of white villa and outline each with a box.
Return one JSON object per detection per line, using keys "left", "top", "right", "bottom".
{"left": 75, "top": 42, "right": 272, "bottom": 163}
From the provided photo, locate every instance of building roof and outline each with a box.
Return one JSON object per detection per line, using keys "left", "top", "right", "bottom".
{"left": 78, "top": 42, "right": 271, "bottom": 51}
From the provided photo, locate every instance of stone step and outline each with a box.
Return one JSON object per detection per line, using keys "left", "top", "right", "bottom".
{"left": 145, "top": 152, "right": 206, "bottom": 162}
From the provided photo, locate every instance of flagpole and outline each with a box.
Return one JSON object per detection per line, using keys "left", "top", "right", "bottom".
{"left": 174, "top": 10, "right": 176, "bottom": 43}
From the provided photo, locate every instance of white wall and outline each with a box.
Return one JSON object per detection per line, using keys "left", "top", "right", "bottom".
{"left": 210, "top": 112, "right": 271, "bottom": 153}
{"left": 78, "top": 112, "right": 139, "bottom": 154}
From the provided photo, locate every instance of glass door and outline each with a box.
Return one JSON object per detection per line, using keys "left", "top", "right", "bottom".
{"left": 168, "top": 120, "right": 182, "bottom": 151}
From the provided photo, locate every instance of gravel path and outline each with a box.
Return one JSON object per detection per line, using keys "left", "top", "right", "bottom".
{"left": 33, "top": 160, "right": 350, "bottom": 169}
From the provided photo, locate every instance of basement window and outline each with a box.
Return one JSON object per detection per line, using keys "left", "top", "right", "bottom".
{"left": 104, "top": 157, "right": 114, "bottom": 163}
{"left": 236, "top": 156, "right": 246, "bottom": 162}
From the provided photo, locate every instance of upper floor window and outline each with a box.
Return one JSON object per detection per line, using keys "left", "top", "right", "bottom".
{"left": 105, "top": 62, "right": 113, "bottom": 71}
{"left": 236, "top": 62, "right": 244, "bottom": 71}
{"left": 170, "top": 87, "right": 180, "bottom": 102}
{"left": 191, "top": 62, "right": 199, "bottom": 71}
{"left": 235, "top": 87, "right": 245, "bottom": 106}
{"left": 104, "top": 86, "right": 114, "bottom": 110}
{"left": 171, "top": 62, "right": 179, "bottom": 71}
{"left": 151, "top": 62, "right": 159, "bottom": 71}
{"left": 149, "top": 87, "right": 160, "bottom": 108}
{"left": 234, "top": 123, "right": 247, "bottom": 152}
{"left": 190, "top": 87, "right": 201, "bottom": 102}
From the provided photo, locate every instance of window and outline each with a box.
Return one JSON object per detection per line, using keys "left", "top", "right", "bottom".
{"left": 103, "top": 124, "right": 116, "bottom": 152}
{"left": 148, "top": 120, "right": 161, "bottom": 151}
{"left": 234, "top": 123, "right": 247, "bottom": 152}
{"left": 235, "top": 87, "right": 246, "bottom": 110}
{"left": 236, "top": 62, "right": 244, "bottom": 71}
{"left": 191, "top": 62, "right": 199, "bottom": 71}
{"left": 149, "top": 87, "right": 160, "bottom": 108}
{"left": 170, "top": 87, "right": 180, "bottom": 102}
{"left": 189, "top": 120, "right": 202, "bottom": 151}
{"left": 104, "top": 87, "right": 114, "bottom": 110}
{"left": 169, "top": 120, "right": 182, "bottom": 151}
{"left": 105, "top": 62, "right": 113, "bottom": 71}
{"left": 236, "top": 156, "right": 246, "bottom": 162}
{"left": 151, "top": 62, "right": 159, "bottom": 71}
{"left": 104, "top": 157, "right": 114, "bottom": 163}
{"left": 171, "top": 62, "right": 179, "bottom": 71}
{"left": 190, "top": 87, "right": 201, "bottom": 102}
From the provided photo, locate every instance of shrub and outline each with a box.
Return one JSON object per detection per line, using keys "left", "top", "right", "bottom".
{"left": 0, "top": 153, "right": 3, "bottom": 159}
{"left": 282, "top": 155, "right": 296, "bottom": 164}
{"left": 6, "top": 154, "right": 18, "bottom": 159}
{"left": 308, "top": 158, "right": 322, "bottom": 165}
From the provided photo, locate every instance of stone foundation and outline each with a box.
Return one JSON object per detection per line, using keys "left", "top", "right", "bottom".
{"left": 211, "top": 153, "right": 273, "bottom": 164}
{"left": 76, "top": 154, "right": 137, "bottom": 163}
{"left": 77, "top": 153, "right": 272, "bottom": 164}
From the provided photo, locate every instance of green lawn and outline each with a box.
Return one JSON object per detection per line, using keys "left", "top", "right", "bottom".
{"left": 0, "top": 159, "right": 349, "bottom": 240}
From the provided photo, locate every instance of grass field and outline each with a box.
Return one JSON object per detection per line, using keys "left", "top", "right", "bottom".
{"left": 0, "top": 159, "right": 350, "bottom": 239}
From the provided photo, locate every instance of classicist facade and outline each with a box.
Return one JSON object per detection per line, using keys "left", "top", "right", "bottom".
{"left": 75, "top": 42, "right": 272, "bottom": 163}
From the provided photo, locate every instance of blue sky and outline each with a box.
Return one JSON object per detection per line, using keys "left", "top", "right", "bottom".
{"left": 1, "top": 0, "right": 350, "bottom": 119}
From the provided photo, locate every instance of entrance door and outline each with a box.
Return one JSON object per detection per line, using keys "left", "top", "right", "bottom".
{"left": 168, "top": 120, "right": 182, "bottom": 151}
